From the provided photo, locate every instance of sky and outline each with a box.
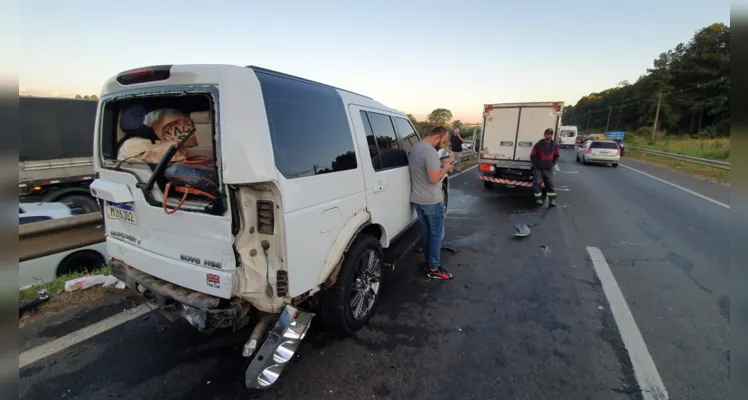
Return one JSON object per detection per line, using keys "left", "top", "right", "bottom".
{"left": 17, "top": 0, "right": 729, "bottom": 122}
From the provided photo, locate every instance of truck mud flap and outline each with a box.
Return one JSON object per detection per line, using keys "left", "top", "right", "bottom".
{"left": 477, "top": 175, "right": 540, "bottom": 188}
{"left": 244, "top": 305, "right": 314, "bottom": 389}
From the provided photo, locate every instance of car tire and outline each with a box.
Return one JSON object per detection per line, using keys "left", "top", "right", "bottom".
{"left": 612, "top": 163, "right": 619, "bottom": 168}
{"left": 57, "top": 250, "right": 106, "bottom": 276}
{"left": 59, "top": 194, "right": 100, "bottom": 214}
{"left": 321, "top": 234, "right": 384, "bottom": 335}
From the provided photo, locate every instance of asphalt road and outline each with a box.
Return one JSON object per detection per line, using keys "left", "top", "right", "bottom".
{"left": 19, "top": 150, "right": 730, "bottom": 400}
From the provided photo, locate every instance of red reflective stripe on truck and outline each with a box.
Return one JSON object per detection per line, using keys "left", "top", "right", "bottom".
{"left": 476, "top": 175, "right": 540, "bottom": 188}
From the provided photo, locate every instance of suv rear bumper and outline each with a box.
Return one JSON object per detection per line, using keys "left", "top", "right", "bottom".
{"left": 111, "top": 258, "right": 222, "bottom": 311}
{"left": 111, "top": 258, "right": 250, "bottom": 332}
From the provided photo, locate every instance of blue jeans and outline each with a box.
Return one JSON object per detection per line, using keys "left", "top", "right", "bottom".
{"left": 412, "top": 202, "right": 445, "bottom": 269}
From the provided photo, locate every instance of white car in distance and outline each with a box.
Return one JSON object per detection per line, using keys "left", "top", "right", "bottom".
{"left": 19, "top": 202, "right": 108, "bottom": 289}
{"left": 576, "top": 140, "right": 621, "bottom": 168}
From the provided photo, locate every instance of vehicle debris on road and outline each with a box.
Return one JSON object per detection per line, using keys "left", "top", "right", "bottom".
{"left": 64, "top": 275, "right": 125, "bottom": 292}
{"left": 513, "top": 224, "right": 531, "bottom": 238}
{"left": 18, "top": 290, "right": 50, "bottom": 317}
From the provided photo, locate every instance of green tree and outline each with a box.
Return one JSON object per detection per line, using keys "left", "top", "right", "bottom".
{"left": 74, "top": 94, "right": 82, "bottom": 99}
{"left": 565, "top": 22, "right": 728, "bottom": 137}
{"left": 426, "top": 108, "right": 453, "bottom": 127}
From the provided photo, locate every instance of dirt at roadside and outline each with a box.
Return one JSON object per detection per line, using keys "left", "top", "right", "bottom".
{"left": 20, "top": 286, "right": 130, "bottom": 328}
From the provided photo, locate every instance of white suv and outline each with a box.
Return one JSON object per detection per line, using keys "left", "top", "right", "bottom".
{"left": 90, "top": 65, "right": 449, "bottom": 389}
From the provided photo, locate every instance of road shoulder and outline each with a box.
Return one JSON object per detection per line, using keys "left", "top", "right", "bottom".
{"left": 620, "top": 157, "right": 729, "bottom": 206}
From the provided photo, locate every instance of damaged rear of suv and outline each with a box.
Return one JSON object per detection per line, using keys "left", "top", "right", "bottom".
{"left": 91, "top": 64, "right": 441, "bottom": 389}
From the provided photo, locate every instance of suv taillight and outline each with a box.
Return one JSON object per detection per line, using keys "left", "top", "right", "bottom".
{"left": 257, "top": 201, "right": 274, "bottom": 234}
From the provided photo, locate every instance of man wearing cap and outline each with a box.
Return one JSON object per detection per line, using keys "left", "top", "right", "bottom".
{"left": 530, "top": 128, "right": 560, "bottom": 207}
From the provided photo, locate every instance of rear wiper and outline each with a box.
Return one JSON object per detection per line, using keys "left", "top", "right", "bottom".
{"left": 137, "top": 127, "right": 198, "bottom": 193}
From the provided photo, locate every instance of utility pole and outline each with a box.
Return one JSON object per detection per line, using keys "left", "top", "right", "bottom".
{"left": 586, "top": 110, "right": 591, "bottom": 129}
{"left": 604, "top": 106, "right": 613, "bottom": 134}
{"left": 652, "top": 92, "right": 663, "bottom": 141}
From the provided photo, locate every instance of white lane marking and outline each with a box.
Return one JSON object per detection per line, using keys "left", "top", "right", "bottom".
{"left": 558, "top": 170, "right": 579, "bottom": 174}
{"left": 19, "top": 304, "right": 153, "bottom": 368}
{"left": 449, "top": 164, "right": 478, "bottom": 179}
{"left": 620, "top": 163, "right": 729, "bottom": 209}
{"left": 586, "top": 246, "right": 669, "bottom": 400}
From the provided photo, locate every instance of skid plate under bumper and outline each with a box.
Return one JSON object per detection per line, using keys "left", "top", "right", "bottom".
{"left": 244, "top": 305, "right": 314, "bottom": 389}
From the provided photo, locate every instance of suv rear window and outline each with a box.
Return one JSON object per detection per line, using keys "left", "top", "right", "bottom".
{"left": 256, "top": 71, "right": 357, "bottom": 179}
{"left": 100, "top": 93, "right": 214, "bottom": 161}
{"left": 590, "top": 142, "right": 619, "bottom": 150}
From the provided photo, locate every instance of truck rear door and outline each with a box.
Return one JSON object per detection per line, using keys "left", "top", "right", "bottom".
{"left": 481, "top": 102, "right": 562, "bottom": 161}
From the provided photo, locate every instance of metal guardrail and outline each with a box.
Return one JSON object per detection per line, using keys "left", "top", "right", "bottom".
{"left": 627, "top": 146, "right": 730, "bottom": 170}
{"left": 19, "top": 212, "right": 105, "bottom": 262}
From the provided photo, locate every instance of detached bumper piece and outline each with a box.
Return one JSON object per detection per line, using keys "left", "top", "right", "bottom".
{"left": 244, "top": 305, "right": 314, "bottom": 389}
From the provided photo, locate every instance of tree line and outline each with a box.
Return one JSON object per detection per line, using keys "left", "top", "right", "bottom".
{"left": 562, "top": 22, "right": 729, "bottom": 138}
{"left": 407, "top": 108, "right": 481, "bottom": 140}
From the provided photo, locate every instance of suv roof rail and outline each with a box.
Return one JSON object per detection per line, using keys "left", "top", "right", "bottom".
{"left": 246, "top": 66, "right": 372, "bottom": 100}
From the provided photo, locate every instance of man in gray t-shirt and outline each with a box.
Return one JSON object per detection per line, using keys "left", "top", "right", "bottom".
{"left": 408, "top": 126, "right": 454, "bottom": 280}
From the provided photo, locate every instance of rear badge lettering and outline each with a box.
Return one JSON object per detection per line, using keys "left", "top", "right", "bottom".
{"left": 181, "top": 255, "right": 222, "bottom": 270}
{"left": 180, "top": 254, "right": 201, "bottom": 265}
{"left": 203, "top": 259, "right": 222, "bottom": 269}
{"left": 110, "top": 231, "right": 141, "bottom": 245}
{"left": 206, "top": 273, "right": 221, "bottom": 289}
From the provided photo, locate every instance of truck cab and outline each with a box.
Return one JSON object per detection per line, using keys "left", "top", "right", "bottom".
{"left": 472, "top": 102, "right": 563, "bottom": 190}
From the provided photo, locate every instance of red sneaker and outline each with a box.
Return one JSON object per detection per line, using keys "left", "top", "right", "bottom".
{"left": 426, "top": 266, "right": 454, "bottom": 280}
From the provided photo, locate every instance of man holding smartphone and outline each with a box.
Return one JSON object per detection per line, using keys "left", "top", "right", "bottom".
{"left": 408, "top": 126, "right": 454, "bottom": 280}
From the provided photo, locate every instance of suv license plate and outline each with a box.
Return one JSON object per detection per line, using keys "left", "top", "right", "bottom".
{"left": 107, "top": 202, "right": 136, "bottom": 225}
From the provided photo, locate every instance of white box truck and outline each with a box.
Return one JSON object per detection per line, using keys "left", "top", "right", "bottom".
{"left": 473, "top": 102, "right": 563, "bottom": 190}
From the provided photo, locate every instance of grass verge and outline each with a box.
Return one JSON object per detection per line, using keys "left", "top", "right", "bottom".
{"left": 625, "top": 150, "right": 730, "bottom": 186}
{"left": 627, "top": 136, "right": 730, "bottom": 161}
{"left": 19, "top": 265, "right": 119, "bottom": 325}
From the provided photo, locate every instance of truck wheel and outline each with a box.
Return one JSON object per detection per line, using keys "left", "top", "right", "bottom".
{"left": 59, "top": 194, "right": 100, "bottom": 214}
{"left": 483, "top": 181, "right": 493, "bottom": 189}
{"left": 322, "top": 235, "right": 384, "bottom": 335}
{"left": 57, "top": 250, "right": 106, "bottom": 276}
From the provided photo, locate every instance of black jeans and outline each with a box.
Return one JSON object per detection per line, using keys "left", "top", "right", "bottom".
{"left": 532, "top": 168, "right": 556, "bottom": 199}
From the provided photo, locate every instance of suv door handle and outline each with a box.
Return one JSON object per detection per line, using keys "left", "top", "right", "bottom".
{"left": 373, "top": 181, "right": 387, "bottom": 193}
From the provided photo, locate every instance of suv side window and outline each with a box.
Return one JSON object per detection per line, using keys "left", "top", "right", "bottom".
{"left": 393, "top": 117, "right": 421, "bottom": 155}
{"left": 362, "top": 111, "right": 408, "bottom": 170}
{"left": 255, "top": 71, "right": 358, "bottom": 178}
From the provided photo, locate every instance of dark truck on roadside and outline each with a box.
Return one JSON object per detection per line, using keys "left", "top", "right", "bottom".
{"left": 19, "top": 96, "right": 100, "bottom": 213}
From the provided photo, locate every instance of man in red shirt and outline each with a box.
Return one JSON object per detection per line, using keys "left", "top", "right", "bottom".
{"left": 530, "top": 128, "right": 560, "bottom": 207}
